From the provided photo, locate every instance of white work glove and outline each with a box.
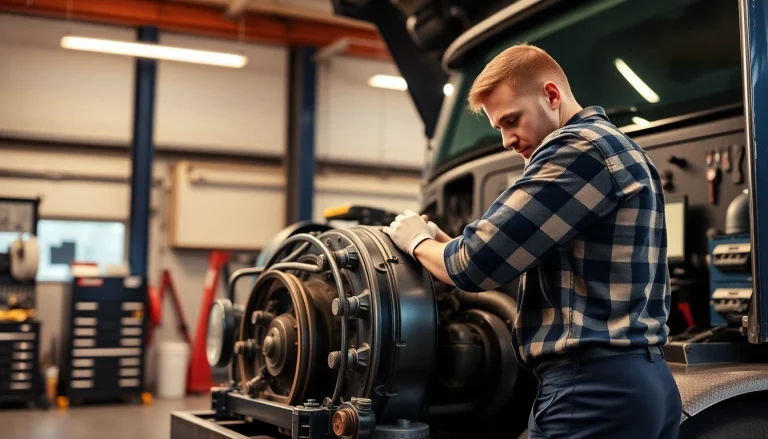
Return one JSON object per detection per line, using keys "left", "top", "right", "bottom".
{"left": 383, "top": 209, "right": 436, "bottom": 257}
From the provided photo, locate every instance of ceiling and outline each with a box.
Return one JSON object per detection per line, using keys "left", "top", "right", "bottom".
{"left": 0, "top": 0, "right": 390, "bottom": 59}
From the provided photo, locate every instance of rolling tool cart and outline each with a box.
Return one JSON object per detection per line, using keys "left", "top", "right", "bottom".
{"left": 56, "top": 275, "right": 152, "bottom": 408}
{"left": 0, "top": 197, "right": 47, "bottom": 408}
{"left": 0, "top": 320, "right": 44, "bottom": 407}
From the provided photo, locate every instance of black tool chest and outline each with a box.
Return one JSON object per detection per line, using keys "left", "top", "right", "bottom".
{"left": 58, "top": 276, "right": 148, "bottom": 404}
{"left": 0, "top": 319, "right": 42, "bottom": 404}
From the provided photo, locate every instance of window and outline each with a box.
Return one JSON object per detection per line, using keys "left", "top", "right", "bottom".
{"left": 35, "top": 220, "right": 126, "bottom": 282}
{"left": 432, "top": 0, "right": 742, "bottom": 173}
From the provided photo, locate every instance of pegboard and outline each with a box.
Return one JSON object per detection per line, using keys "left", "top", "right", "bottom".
{"left": 638, "top": 115, "right": 748, "bottom": 259}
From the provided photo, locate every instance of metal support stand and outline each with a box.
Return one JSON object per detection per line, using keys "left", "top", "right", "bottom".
{"left": 128, "top": 25, "right": 158, "bottom": 278}
{"left": 286, "top": 46, "right": 317, "bottom": 224}
{"left": 739, "top": 0, "right": 768, "bottom": 344}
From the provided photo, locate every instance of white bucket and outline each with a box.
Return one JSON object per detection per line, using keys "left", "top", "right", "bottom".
{"left": 156, "top": 341, "right": 190, "bottom": 399}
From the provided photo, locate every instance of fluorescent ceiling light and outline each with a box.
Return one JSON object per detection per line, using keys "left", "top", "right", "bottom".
{"left": 614, "top": 58, "right": 659, "bottom": 103}
{"left": 632, "top": 116, "right": 650, "bottom": 126}
{"left": 369, "top": 74, "right": 454, "bottom": 96}
{"left": 60, "top": 36, "right": 248, "bottom": 68}
{"left": 368, "top": 74, "right": 408, "bottom": 91}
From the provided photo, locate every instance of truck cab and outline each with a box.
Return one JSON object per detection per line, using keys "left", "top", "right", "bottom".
{"left": 338, "top": 0, "right": 768, "bottom": 436}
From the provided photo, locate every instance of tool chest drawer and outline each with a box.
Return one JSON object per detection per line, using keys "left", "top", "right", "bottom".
{"left": 58, "top": 276, "right": 148, "bottom": 402}
{"left": 0, "top": 320, "right": 42, "bottom": 402}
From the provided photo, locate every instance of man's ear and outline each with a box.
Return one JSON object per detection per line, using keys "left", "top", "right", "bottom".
{"left": 543, "top": 81, "right": 561, "bottom": 110}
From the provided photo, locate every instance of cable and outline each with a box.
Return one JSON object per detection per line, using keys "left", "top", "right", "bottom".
{"left": 270, "top": 233, "right": 349, "bottom": 407}
{"left": 280, "top": 242, "right": 312, "bottom": 264}
{"left": 227, "top": 267, "right": 265, "bottom": 302}
{"left": 269, "top": 262, "right": 322, "bottom": 273}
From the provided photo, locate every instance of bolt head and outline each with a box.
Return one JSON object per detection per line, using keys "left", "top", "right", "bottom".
{"left": 328, "top": 351, "right": 342, "bottom": 369}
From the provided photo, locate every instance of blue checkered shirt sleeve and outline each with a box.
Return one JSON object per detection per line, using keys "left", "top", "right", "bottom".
{"left": 444, "top": 133, "right": 621, "bottom": 292}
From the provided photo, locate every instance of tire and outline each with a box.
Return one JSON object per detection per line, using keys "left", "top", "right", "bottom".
{"left": 680, "top": 399, "right": 768, "bottom": 439}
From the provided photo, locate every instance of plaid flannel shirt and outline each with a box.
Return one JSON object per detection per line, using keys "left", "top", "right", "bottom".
{"left": 444, "top": 106, "right": 670, "bottom": 367}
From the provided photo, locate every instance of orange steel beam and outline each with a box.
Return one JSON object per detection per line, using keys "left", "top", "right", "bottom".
{"left": 0, "top": 0, "right": 389, "bottom": 59}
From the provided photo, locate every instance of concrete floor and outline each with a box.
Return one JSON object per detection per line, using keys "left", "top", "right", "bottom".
{"left": 1, "top": 396, "right": 209, "bottom": 439}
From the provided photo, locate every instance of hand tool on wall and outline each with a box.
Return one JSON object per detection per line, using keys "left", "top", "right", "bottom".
{"left": 706, "top": 150, "right": 721, "bottom": 205}
{"left": 722, "top": 147, "right": 732, "bottom": 173}
{"left": 732, "top": 144, "right": 745, "bottom": 184}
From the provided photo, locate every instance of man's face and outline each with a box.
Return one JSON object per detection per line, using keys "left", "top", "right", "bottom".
{"left": 481, "top": 82, "right": 561, "bottom": 161}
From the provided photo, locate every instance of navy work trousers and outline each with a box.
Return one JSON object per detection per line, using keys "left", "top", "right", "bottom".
{"left": 528, "top": 348, "right": 682, "bottom": 439}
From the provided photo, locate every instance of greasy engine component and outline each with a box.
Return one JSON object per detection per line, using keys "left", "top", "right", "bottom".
{"left": 237, "top": 226, "right": 438, "bottom": 423}
{"left": 255, "top": 221, "right": 332, "bottom": 267}
{"left": 216, "top": 223, "right": 526, "bottom": 437}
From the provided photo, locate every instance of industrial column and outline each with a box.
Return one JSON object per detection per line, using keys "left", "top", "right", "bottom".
{"left": 285, "top": 46, "right": 317, "bottom": 224}
{"left": 128, "top": 26, "right": 158, "bottom": 278}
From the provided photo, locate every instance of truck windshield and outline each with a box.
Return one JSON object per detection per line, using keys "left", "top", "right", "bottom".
{"left": 431, "top": 0, "right": 742, "bottom": 176}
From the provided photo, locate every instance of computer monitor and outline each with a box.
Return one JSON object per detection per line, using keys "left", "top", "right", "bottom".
{"left": 665, "top": 195, "right": 687, "bottom": 264}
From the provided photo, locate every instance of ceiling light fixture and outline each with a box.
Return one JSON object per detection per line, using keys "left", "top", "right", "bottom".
{"left": 60, "top": 36, "right": 248, "bottom": 68}
{"left": 369, "top": 74, "right": 454, "bottom": 96}
{"left": 368, "top": 74, "right": 408, "bottom": 91}
{"left": 614, "top": 58, "right": 659, "bottom": 103}
{"left": 632, "top": 116, "right": 650, "bottom": 126}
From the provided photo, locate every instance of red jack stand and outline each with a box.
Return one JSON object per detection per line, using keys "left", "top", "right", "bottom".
{"left": 147, "top": 269, "right": 192, "bottom": 347}
{"left": 187, "top": 250, "right": 232, "bottom": 393}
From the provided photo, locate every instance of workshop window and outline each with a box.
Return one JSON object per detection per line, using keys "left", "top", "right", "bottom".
{"left": 35, "top": 220, "right": 126, "bottom": 282}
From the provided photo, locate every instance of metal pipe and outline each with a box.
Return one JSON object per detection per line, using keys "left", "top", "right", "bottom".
{"left": 268, "top": 233, "right": 349, "bottom": 406}
{"left": 269, "top": 262, "right": 321, "bottom": 273}
{"left": 281, "top": 242, "right": 311, "bottom": 263}
{"left": 228, "top": 266, "right": 265, "bottom": 301}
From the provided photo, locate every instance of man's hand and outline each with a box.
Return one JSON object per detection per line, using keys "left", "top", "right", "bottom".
{"left": 422, "top": 215, "right": 452, "bottom": 243}
{"left": 383, "top": 209, "right": 435, "bottom": 257}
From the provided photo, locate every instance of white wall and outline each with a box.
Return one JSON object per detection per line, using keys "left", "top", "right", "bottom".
{"left": 155, "top": 33, "right": 288, "bottom": 156}
{"left": 316, "top": 56, "right": 426, "bottom": 168}
{"left": 0, "top": 15, "right": 135, "bottom": 143}
{"left": 0, "top": 13, "right": 289, "bottom": 157}
{"left": 0, "top": 12, "right": 424, "bottom": 388}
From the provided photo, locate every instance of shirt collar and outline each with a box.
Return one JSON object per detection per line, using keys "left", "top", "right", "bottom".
{"left": 524, "top": 106, "right": 609, "bottom": 169}
{"left": 564, "top": 106, "right": 609, "bottom": 126}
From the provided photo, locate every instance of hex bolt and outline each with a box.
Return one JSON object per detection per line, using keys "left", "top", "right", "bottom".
{"left": 328, "top": 345, "right": 369, "bottom": 371}
{"left": 235, "top": 339, "right": 258, "bottom": 357}
{"left": 331, "top": 298, "right": 346, "bottom": 317}
{"left": 327, "top": 349, "right": 356, "bottom": 370}
{"left": 351, "top": 397, "right": 372, "bottom": 413}
{"left": 332, "top": 246, "right": 359, "bottom": 269}
{"left": 332, "top": 407, "right": 358, "bottom": 437}
{"left": 317, "top": 255, "right": 329, "bottom": 271}
{"left": 332, "top": 290, "right": 370, "bottom": 317}
{"left": 304, "top": 398, "right": 320, "bottom": 408}
{"left": 251, "top": 310, "right": 275, "bottom": 325}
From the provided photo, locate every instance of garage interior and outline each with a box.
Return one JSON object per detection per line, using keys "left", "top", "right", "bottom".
{"left": 0, "top": 1, "right": 425, "bottom": 437}
{"left": 1, "top": 0, "right": 768, "bottom": 438}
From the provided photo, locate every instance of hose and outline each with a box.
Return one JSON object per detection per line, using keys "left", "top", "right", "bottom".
{"left": 228, "top": 267, "right": 265, "bottom": 302}
{"left": 454, "top": 290, "right": 517, "bottom": 332}
{"left": 270, "top": 233, "right": 349, "bottom": 407}
{"left": 269, "top": 262, "right": 322, "bottom": 273}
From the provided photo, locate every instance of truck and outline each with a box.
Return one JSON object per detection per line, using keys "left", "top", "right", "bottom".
{"left": 173, "top": 0, "right": 768, "bottom": 438}
{"left": 344, "top": 0, "right": 768, "bottom": 436}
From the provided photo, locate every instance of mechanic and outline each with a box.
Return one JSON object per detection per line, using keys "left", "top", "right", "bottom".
{"left": 383, "top": 44, "right": 682, "bottom": 439}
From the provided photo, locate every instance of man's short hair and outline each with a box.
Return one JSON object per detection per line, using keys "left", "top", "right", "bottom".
{"left": 467, "top": 43, "right": 572, "bottom": 114}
